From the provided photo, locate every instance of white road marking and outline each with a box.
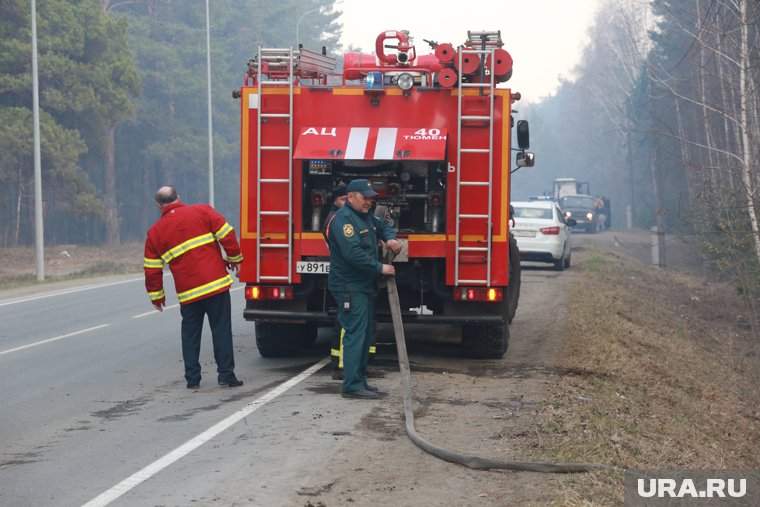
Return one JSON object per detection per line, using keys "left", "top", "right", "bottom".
{"left": 82, "top": 357, "right": 331, "bottom": 507}
{"left": 0, "top": 277, "right": 145, "bottom": 307}
{"left": 130, "top": 286, "right": 243, "bottom": 319}
{"left": 0, "top": 324, "right": 110, "bottom": 356}
{"left": 131, "top": 304, "right": 179, "bottom": 318}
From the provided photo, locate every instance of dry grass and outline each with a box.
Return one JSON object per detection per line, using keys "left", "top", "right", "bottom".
{"left": 0, "top": 243, "right": 144, "bottom": 289}
{"left": 525, "top": 245, "right": 760, "bottom": 505}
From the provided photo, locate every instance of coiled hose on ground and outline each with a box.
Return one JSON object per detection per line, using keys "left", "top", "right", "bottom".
{"left": 386, "top": 274, "right": 612, "bottom": 473}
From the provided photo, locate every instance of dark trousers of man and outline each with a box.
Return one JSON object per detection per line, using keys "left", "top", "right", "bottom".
{"left": 332, "top": 290, "right": 374, "bottom": 394}
{"left": 179, "top": 290, "right": 236, "bottom": 385}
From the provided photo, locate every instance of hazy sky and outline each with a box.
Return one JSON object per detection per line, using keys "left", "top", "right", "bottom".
{"left": 335, "top": 0, "right": 604, "bottom": 103}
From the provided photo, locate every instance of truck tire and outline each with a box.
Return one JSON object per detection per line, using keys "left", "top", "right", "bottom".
{"left": 255, "top": 323, "right": 305, "bottom": 357}
{"left": 461, "top": 321, "right": 509, "bottom": 358}
{"left": 507, "top": 233, "right": 521, "bottom": 324}
{"left": 300, "top": 324, "right": 319, "bottom": 348}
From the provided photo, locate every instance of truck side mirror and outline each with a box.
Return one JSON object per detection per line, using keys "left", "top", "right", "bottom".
{"left": 516, "top": 151, "right": 535, "bottom": 167}
{"left": 516, "top": 120, "right": 530, "bottom": 149}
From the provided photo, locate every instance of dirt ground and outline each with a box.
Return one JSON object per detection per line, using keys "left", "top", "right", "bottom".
{"left": 0, "top": 243, "right": 144, "bottom": 289}
{"left": 290, "top": 250, "right": 588, "bottom": 506}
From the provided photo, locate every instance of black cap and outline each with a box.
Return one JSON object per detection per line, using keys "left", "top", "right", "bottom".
{"left": 330, "top": 183, "right": 347, "bottom": 202}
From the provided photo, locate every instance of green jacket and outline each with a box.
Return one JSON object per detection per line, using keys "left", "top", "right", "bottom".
{"left": 327, "top": 204, "right": 396, "bottom": 294}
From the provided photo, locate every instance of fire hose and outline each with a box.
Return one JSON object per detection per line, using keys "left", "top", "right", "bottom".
{"left": 385, "top": 272, "right": 612, "bottom": 473}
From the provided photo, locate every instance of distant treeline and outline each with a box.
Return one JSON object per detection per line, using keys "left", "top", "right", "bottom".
{"left": 519, "top": 0, "right": 760, "bottom": 330}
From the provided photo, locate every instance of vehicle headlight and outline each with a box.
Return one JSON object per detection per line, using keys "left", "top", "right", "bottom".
{"left": 586, "top": 212, "right": 594, "bottom": 220}
{"left": 397, "top": 73, "right": 414, "bottom": 91}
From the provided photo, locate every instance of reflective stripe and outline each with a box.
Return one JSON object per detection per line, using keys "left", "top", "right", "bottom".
{"left": 227, "top": 254, "right": 243, "bottom": 263}
{"left": 148, "top": 289, "right": 165, "bottom": 301}
{"left": 214, "top": 223, "right": 233, "bottom": 241}
{"left": 338, "top": 328, "right": 344, "bottom": 368}
{"left": 143, "top": 257, "right": 164, "bottom": 269}
{"left": 161, "top": 233, "right": 215, "bottom": 263}
{"left": 330, "top": 348, "right": 341, "bottom": 357}
{"left": 324, "top": 213, "right": 338, "bottom": 240}
{"left": 176, "top": 275, "right": 233, "bottom": 303}
{"left": 369, "top": 346, "right": 376, "bottom": 354}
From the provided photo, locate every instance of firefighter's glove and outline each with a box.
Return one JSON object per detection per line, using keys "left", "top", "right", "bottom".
{"left": 152, "top": 298, "right": 166, "bottom": 312}
{"left": 226, "top": 262, "right": 240, "bottom": 274}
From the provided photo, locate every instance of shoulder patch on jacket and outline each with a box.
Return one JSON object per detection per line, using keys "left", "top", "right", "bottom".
{"left": 343, "top": 224, "right": 355, "bottom": 237}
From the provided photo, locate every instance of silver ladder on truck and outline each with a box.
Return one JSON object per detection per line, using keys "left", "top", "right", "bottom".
{"left": 255, "top": 46, "right": 295, "bottom": 283}
{"left": 453, "top": 31, "right": 500, "bottom": 286}
{"left": 253, "top": 46, "right": 336, "bottom": 283}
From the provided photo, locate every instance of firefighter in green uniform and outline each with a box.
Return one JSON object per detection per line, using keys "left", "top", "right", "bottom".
{"left": 323, "top": 183, "right": 380, "bottom": 380}
{"left": 322, "top": 183, "right": 350, "bottom": 380}
{"left": 326, "top": 179, "right": 401, "bottom": 399}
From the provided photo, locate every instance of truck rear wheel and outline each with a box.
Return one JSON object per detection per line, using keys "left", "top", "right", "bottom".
{"left": 255, "top": 323, "right": 306, "bottom": 357}
{"left": 507, "top": 233, "right": 521, "bottom": 324}
{"left": 300, "top": 324, "right": 319, "bottom": 348}
{"left": 461, "top": 321, "right": 509, "bottom": 358}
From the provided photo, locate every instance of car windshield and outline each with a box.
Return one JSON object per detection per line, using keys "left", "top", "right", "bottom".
{"left": 559, "top": 196, "right": 595, "bottom": 209}
{"left": 513, "top": 206, "right": 552, "bottom": 220}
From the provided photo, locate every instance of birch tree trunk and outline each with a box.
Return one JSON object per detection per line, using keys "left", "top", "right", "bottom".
{"left": 737, "top": 0, "right": 760, "bottom": 264}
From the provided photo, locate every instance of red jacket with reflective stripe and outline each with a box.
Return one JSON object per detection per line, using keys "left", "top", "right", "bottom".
{"left": 143, "top": 202, "right": 243, "bottom": 306}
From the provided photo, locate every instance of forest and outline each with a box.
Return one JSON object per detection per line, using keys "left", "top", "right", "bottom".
{"left": 520, "top": 0, "right": 760, "bottom": 330}
{"left": 0, "top": 0, "right": 339, "bottom": 246}
{"left": 2, "top": 0, "right": 759, "bottom": 325}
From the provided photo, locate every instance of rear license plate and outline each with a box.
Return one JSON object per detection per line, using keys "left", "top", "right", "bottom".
{"left": 512, "top": 230, "right": 536, "bottom": 238}
{"left": 296, "top": 261, "right": 330, "bottom": 274}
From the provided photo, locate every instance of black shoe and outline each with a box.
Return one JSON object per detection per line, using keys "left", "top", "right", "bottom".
{"left": 341, "top": 388, "right": 378, "bottom": 399}
{"left": 364, "top": 384, "right": 386, "bottom": 396}
{"left": 332, "top": 369, "right": 344, "bottom": 381}
{"left": 218, "top": 377, "right": 243, "bottom": 387}
{"left": 187, "top": 383, "right": 200, "bottom": 389}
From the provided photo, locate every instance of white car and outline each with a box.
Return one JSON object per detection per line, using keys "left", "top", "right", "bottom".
{"left": 511, "top": 200, "right": 574, "bottom": 270}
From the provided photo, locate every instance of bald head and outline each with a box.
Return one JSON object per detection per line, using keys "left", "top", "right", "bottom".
{"left": 155, "top": 186, "right": 179, "bottom": 207}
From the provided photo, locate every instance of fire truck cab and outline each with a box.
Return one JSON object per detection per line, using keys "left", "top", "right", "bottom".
{"left": 236, "top": 30, "right": 533, "bottom": 358}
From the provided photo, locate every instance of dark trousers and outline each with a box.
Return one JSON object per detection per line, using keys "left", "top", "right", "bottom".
{"left": 330, "top": 318, "right": 377, "bottom": 370}
{"left": 332, "top": 290, "right": 374, "bottom": 393}
{"left": 179, "top": 290, "right": 235, "bottom": 385}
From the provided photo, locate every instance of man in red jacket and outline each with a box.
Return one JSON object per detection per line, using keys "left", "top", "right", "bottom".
{"left": 144, "top": 186, "right": 244, "bottom": 389}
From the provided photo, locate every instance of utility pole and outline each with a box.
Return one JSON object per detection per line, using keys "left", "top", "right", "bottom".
{"left": 205, "top": 0, "right": 215, "bottom": 207}
{"left": 31, "top": 0, "right": 44, "bottom": 281}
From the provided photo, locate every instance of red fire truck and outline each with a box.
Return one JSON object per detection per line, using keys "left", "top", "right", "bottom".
{"left": 235, "top": 30, "right": 533, "bottom": 358}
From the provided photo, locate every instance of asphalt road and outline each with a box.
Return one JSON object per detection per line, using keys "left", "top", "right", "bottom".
{"left": 0, "top": 275, "right": 350, "bottom": 507}
{"left": 0, "top": 256, "right": 576, "bottom": 507}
